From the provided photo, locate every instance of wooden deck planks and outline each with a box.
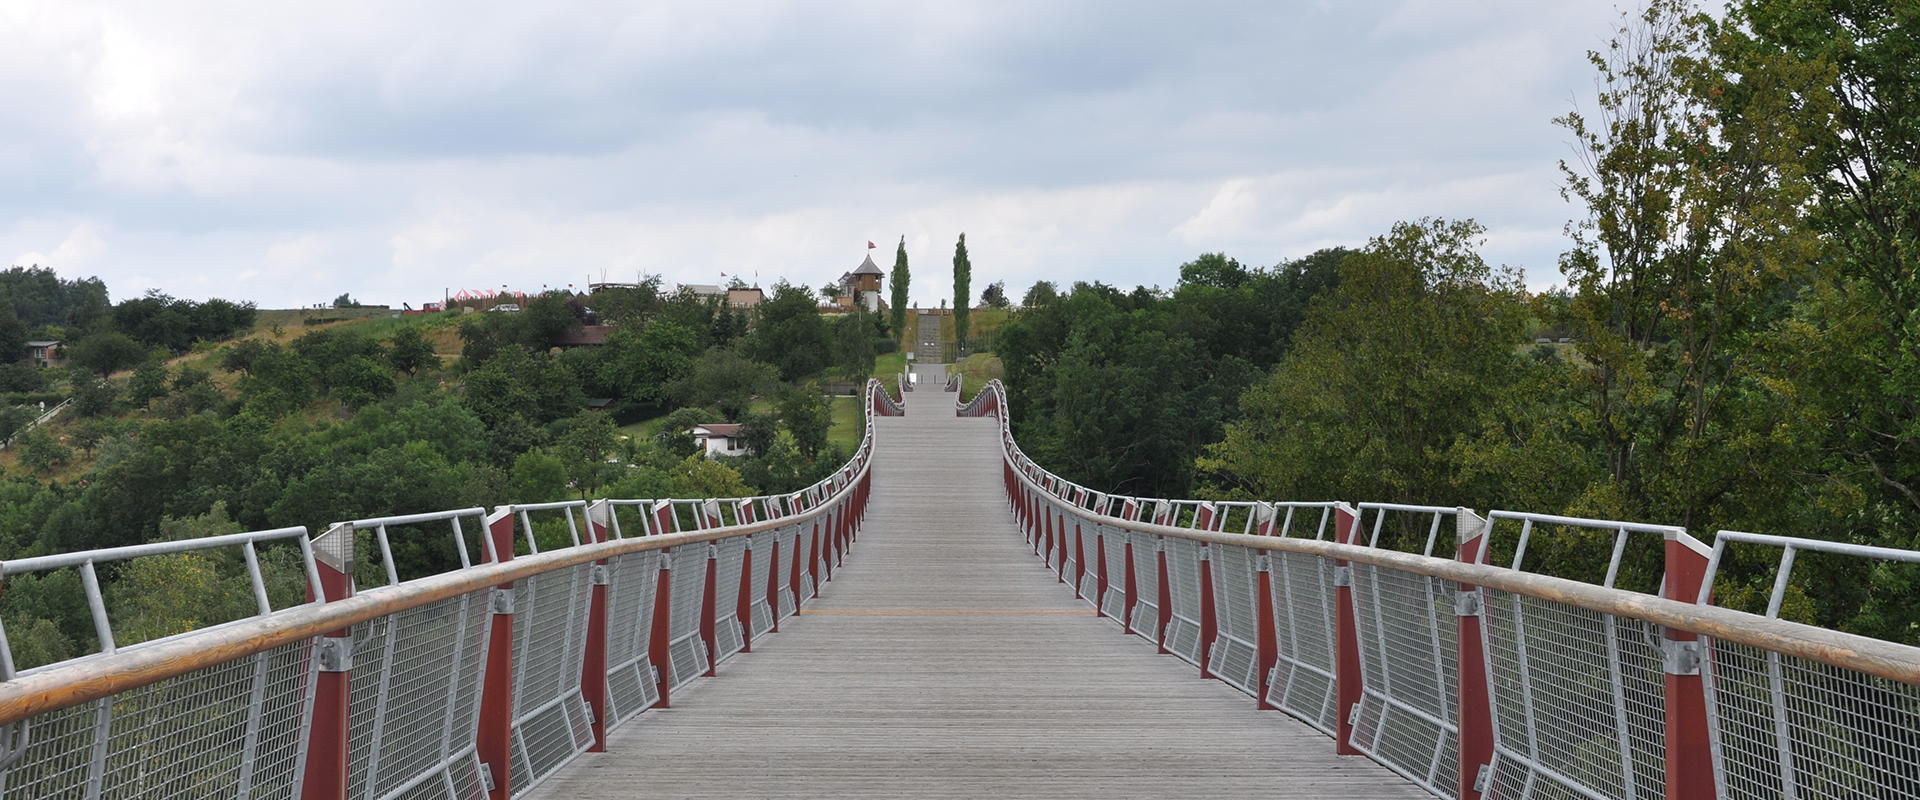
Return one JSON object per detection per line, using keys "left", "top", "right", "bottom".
{"left": 520, "top": 369, "right": 1430, "bottom": 799}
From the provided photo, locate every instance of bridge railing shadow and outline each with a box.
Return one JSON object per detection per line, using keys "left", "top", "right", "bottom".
{"left": 964, "top": 378, "right": 1920, "bottom": 800}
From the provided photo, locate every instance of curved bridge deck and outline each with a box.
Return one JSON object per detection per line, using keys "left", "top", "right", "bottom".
{"left": 524, "top": 367, "right": 1425, "bottom": 799}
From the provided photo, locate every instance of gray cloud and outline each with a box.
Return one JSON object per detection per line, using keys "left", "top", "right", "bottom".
{"left": 0, "top": 0, "right": 1622, "bottom": 307}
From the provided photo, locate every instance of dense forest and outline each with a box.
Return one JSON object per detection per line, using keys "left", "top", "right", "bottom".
{"left": 0, "top": 273, "right": 891, "bottom": 669}
{"left": 998, "top": 0, "right": 1920, "bottom": 645}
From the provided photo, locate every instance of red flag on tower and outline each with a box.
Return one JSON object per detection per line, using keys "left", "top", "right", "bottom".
{"left": 868, "top": 241, "right": 875, "bottom": 249}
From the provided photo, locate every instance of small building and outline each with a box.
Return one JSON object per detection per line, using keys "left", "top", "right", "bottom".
{"left": 26, "top": 341, "right": 64, "bottom": 368}
{"left": 679, "top": 284, "right": 726, "bottom": 300}
{"left": 690, "top": 423, "right": 750, "bottom": 458}
{"left": 727, "top": 287, "right": 764, "bottom": 310}
{"left": 845, "top": 254, "right": 886, "bottom": 313}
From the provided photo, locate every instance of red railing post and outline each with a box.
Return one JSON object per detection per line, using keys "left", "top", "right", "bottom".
{"left": 1332, "top": 502, "right": 1363, "bottom": 756}
{"left": 1156, "top": 536, "right": 1174, "bottom": 654}
{"left": 1198, "top": 543, "right": 1218, "bottom": 679}
{"left": 1122, "top": 537, "right": 1139, "bottom": 630}
{"left": 1252, "top": 504, "right": 1280, "bottom": 710}
{"left": 1254, "top": 550, "right": 1279, "bottom": 711}
{"left": 700, "top": 543, "right": 719, "bottom": 677}
{"left": 1664, "top": 532, "right": 1715, "bottom": 800}
{"left": 737, "top": 536, "right": 756, "bottom": 654}
{"left": 298, "top": 523, "right": 355, "bottom": 800}
{"left": 476, "top": 507, "right": 518, "bottom": 799}
{"left": 649, "top": 547, "right": 676, "bottom": 708}
{"left": 768, "top": 536, "right": 784, "bottom": 633}
{"left": 1455, "top": 509, "right": 1495, "bottom": 799}
{"left": 1055, "top": 511, "right": 1068, "bottom": 584}
{"left": 807, "top": 521, "right": 823, "bottom": 598}
{"left": 581, "top": 502, "right": 613, "bottom": 752}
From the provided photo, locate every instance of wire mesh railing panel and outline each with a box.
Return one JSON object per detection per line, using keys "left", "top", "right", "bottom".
{"left": 1349, "top": 563, "right": 1461, "bottom": 798}
{"left": 1128, "top": 534, "right": 1161, "bottom": 642}
{"left": 1707, "top": 639, "right": 1920, "bottom": 800}
{"left": 1207, "top": 544, "right": 1262, "bottom": 696}
{"left": 745, "top": 535, "right": 774, "bottom": 640}
{"left": 710, "top": 537, "right": 748, "bottom": 663}
{"left": 118, "top": 638, "right": 312, "bottom": 800}
{"left": 772, "top": 525, "right": 799, "bottom": 620}
{"left": 0, "top": 636, "right": 315, "bottom": 800}
{"left": 794, "top": 528, "right": 816, "bottom": 607}
{"left": 348, "top": 590, "right": 490, "bottom": 800}
{"left": 1099, "top": 528, "right": 1130, "bottom": 622}
{"left": 0, "top": 699, "right": 98, "bottom": 798}
{"left": 1482, "top": 589, "right": 1665, "bottom": 800}
{"left": 1266, "top": 549, "right": 1340, "bottom": 737}
{"left": 1161, "top": 537, "right": 1205, "bottom": 667}
{"left": 508, "top": 565, "right": 593, "bottom": 795}
{"left": 665, "top": 545, "right": 710, "bottom": 690}
{"left": 602, "top": 550, "right": 661, "bottom": 730}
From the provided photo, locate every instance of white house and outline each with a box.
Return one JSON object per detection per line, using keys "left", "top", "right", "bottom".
{"left": 690, "top": 423, "right": 750, "bottom": 458}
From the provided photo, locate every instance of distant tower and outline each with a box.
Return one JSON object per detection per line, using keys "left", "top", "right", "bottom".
{"left": 850, "top": 252, "right": 885, "bottom": 313}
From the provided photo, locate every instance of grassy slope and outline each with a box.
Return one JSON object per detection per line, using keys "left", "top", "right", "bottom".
{"left": 951, "top": 353, "right": 1004, "bottom": 401}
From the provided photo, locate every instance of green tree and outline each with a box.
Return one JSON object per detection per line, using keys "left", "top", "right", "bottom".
{"left": 67, "top": 332, "right": 148, "bottom": 376}
{"left": 889, "top": 237, "right": 910, "bottom": 345}
{"left": 1021, "top": 281, "right": 1057, "bottom": 308}
{"left": 126, "top": 362, "right": 171, "bottom": 408}
{"left": 71, "top": 370, "right": 122, "bottom": 418}
{"left": 329, "top": 355, "right": 396, "bottom": 409}
{"left": 1179, "top": 253, "right": 1249, "bottom": 289}
{"left": 1199, "top": 218, "right": 1532, "bottom": 511}
{"left": 746, "top": 282, "right": 831, "bottom": 381}
{"left": 238, "top": 346, "right": 316, "bottom": 416}
{"left": 981, "top": 281, "right": 1010, "bottom": 309}
{"left": 673, "top": 347, "right": 775, "bottom": 422}
{"left": 388, "top": 326, "right": 442, "bottom": 376}
{"left": 1553, "top": 0, "right": 1826, "bottom": 528}
{"left": 0, "top": 308, "right": 27, "bottom": 363}
{"left": 558, "top": 413, "right": 620, "bottom": 497}
{"left": 332, "top": 293, "right": 359, "bottom": 308}
{"left": 220, "top": 338, "right": 269, "bottom": 376}
{"left": 19, "top": 427, "right": 71, "bottom": 475}
{"left": 509, "top": 450, "right": 568, "bottom": 503}
{"left": 953, "top": 233, "right": 972, "bottom": 346}
{"left": 778, "top": 383, "right": 831, "bottom": 461}
{"left": 832, "top": 313, "right": 876, "bottom": 381}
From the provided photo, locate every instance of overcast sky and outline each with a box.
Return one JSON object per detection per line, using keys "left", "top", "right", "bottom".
{"left": 0, "top": 1, "right": 1623, "bottom": 309}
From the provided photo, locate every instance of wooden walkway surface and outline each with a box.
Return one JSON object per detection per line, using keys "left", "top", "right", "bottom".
{"left": 523, "top": 366, "right": 1427, "bottom": 799}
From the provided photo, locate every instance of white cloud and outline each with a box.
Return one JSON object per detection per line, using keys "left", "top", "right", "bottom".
{"left": 12, "top": 223, "right": 109, "bottom": 272}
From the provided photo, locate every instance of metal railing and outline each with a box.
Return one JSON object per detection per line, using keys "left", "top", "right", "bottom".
{"left": 0, "top": 378, "right": 891, "bottom": 800}
{"left": 967, "top": 378, "right": 1920, "bottom": 800}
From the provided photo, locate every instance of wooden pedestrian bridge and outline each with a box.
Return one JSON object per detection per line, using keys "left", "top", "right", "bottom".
{"left": 1, "top": 367, "right": 1917, "bottom": 800}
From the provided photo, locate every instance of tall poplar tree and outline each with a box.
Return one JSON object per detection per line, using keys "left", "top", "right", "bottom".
{"left": 953, "top": 233, "right": 972, "bottom": 348}
{"left": 889, "top": 236, "right": 910, "bottom": 346}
